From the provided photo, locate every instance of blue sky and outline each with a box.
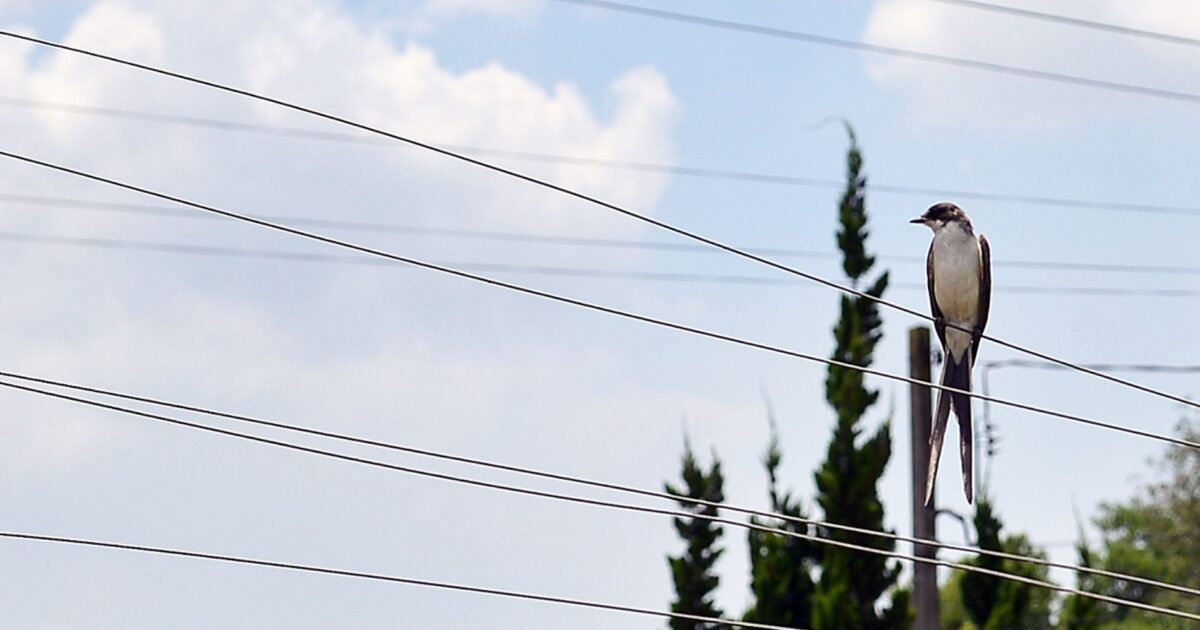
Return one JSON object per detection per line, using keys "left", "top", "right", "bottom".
{"left": 0, "top": 1, "right": 1197, "bottom": 627}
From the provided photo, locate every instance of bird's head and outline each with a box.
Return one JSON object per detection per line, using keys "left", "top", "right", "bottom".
{"left": 910, "top": 202, "right": 972, "bottom": 232}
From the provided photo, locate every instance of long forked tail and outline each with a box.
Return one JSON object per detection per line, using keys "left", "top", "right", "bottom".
{"left": 951, "top": 355, "right": 974, "bottom": 504}
{"left": 924, "top": 358, "right": 952, "bottom": 506}
{"left": 925, "top": 352, "right": 974, "bottom": 505}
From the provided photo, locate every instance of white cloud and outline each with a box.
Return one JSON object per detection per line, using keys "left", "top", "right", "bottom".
{"left": 27, "top": 2, "right": 164, "bottom": 142}
{"left": 1105, "top": 0, "right": 1200, "bottom": 33}
{"left": 369, "top": 0, "right": 543, "bottom": 34}
{"left": 0, "top": 3, "right": 716, "bottom": 628}
{"left": 423, "top": 0, "right": 542, "bottom": 18}
{"left": 0, "top": 0, "right": 683, "bottom": 460}
{"left": 232, "top": 2, "right": 677, "bottom": 233}
{"left": 862, "top": 0, "right": 1200, "bottom": 131}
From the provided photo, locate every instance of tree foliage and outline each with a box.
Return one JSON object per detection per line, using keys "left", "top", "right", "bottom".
{"left": 811, "top": 124, "right": 907, "bottom": 630}
{"left": 1059, "top": 540, "right": 1104, "bottom": 630}
{"left": 940, "top": 500, "right": 1052, "bottom": 630}
{"left": 1059, "top": 418, "right": 1200, "bottom": 629}
{"left": 665, "top": 438, "right": 729, "bottom": 630}
{"left": 744, "top": 415, "right": 818, "bottom": 626}
{"left": 960, "top": 499, "right": 1005, "bottom": 627}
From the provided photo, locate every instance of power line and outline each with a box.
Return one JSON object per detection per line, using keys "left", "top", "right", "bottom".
{"left": 979, "top": 360, "right": 1200, "bottom": 472}
{"left": 5, "top": 95, "right": 1200, "bottom": 219}
{"left": 0, "top": 532, "right": 796, "bottom": 629}
{"left": 930, "top": 0, "right": 1200, "bottom": 48}
{"left": 0, "top": 379, "right": 1190, "bottom": 616}
{"left": 2, "top": 378, "right": 1197, "bottom": 621}
{"left": 550, "top": 0, "right": 1200, "bottom": 105}
{"left": 2, "top": 149, "right": 1196, "bottom": 454}
{"left": 3, "top": 34, "right": 1192, "bottom": 412}
{"left": 5, "top": 367, "right": 1196, "bottom": 600}
{"left": 984, "top": 360, "right": 1200, "bottom": 374}
{"left": 0, "top": 230, "right": 1195, "bottom": 298}
{"left": 4, "top": 23, "right": 1190, "bottom": 604}
{"left": 7, "top": 192, "right": 1200, "bottom": 276}
{"left": 2, "top": 28, "right": 1190, "bottom": 609}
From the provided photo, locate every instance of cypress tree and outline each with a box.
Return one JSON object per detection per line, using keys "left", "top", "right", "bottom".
{"left": 958, "top": 498, "right": 1052, "bottom": 629}
{"left": 744, "top": 414, "right": 817, "bottom": 626}
{"left": 961, "top": 498, "right": 1004, "bottom": 626}
{"left": 665, "top": 438, "right": 729, "bottom": 630}
{"left": 811, "top": 125, "right": 908, "bottom": 629}
{"left": 1058, "top": 540, "right": 1104, "bottom": 630}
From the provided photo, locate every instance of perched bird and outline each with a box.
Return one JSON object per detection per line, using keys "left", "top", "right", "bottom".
{"left": 911, "top": 203, "right": 991, "bottom": 504}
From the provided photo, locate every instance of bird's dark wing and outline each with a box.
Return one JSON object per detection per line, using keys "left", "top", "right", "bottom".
{"left": 972, "top": 235, "right": 992, "bottom": 363}
{"left": 927, "top": 242, "right": 946, "bottom": 350}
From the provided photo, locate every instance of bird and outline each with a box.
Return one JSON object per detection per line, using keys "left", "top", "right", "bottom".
{"left": 911, "top": 202, "right": 991, "bottom": 505}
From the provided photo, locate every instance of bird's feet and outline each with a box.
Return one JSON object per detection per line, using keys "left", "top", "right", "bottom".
{"left": 934, "top": 315, "right": 946, "bottom": 330}
{"left": 972, "top": 326, "right": 984, "bottom": 342}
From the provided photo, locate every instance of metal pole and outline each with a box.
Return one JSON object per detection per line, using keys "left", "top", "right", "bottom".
{"left": 909, "top": 326, "right": 939, "bottom": 629}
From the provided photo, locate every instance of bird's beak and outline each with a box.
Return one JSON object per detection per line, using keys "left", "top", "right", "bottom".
{"left": 909, "top": 217, "right": 926, "bottom": 225}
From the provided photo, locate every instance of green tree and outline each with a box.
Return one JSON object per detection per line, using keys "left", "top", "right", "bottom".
{"left": 811, "top": 125, "right": 908, "bottom": 629}
{"left": 1059, "top": 418, "right": 1200, "bottom": 629}
{"left": 947, "top": 498, "right": 1053, "bottom": 630}
{"left": 960, "top": 499, "right": 1005, "bottom": 627}
{"left": 996, "top": 533, "right": 1054, "bottom": 630}
{"left": 743, "top": 414, "right": 817, "bottom": 626}
{"left": 1058, "top": 539, "right": 1103, "bottom": 630}
{"left": 665, "top": 438, "right": 729, "bottom": 630}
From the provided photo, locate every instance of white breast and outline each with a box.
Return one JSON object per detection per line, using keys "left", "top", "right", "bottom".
{"left": 932, "top": 225, "right": 982, "bottom": 358}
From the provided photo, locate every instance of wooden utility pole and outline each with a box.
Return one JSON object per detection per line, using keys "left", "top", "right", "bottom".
{"left": 909, "top": 326, "right": 939, "bottom": 629}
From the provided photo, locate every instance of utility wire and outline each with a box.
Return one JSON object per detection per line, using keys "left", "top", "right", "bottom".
{"left": 7, "top": 20, "right": 1190, "bottom": 604}
{"left": 984, "top": 360, "right": 1200, "bottom": 374}
{"left": 2, "top": 149, "right": 1197, "bottom": 452}
{"left": 930, "top": 0, "right": 1200, "bottom": 48}
{"left": 980, "top": 360, "right": 1200, "bottom": 472}
{"left": 0, "top": 532, "right": 796, "bottom": 629}
{"left": 2, "top": 33, "right": 1193, "bottom": 412}
{"left": 3, "top": 382, "right": 1197, "bottom": 621}
{"left": 0, "top": 230, "right": 1195, "bottom": 298}
{"left": 7, "top": 192, "right": 1200, "bottom": 276}
{"left": 5, "top": 23, "right": 1193, "bottom": 611}
{"left": 551, "top": 0, "right": 1200, "bottom": 105}
{"left": 5, "top": 95, "right": 1200, "bottom": 218}
{"left": 5, "top": 368, "right": 1196, "bottom": 600}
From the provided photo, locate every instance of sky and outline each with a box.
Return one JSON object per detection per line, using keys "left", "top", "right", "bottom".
{"left": 0, "top": 1, "right": 1197, "bottom": 628}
